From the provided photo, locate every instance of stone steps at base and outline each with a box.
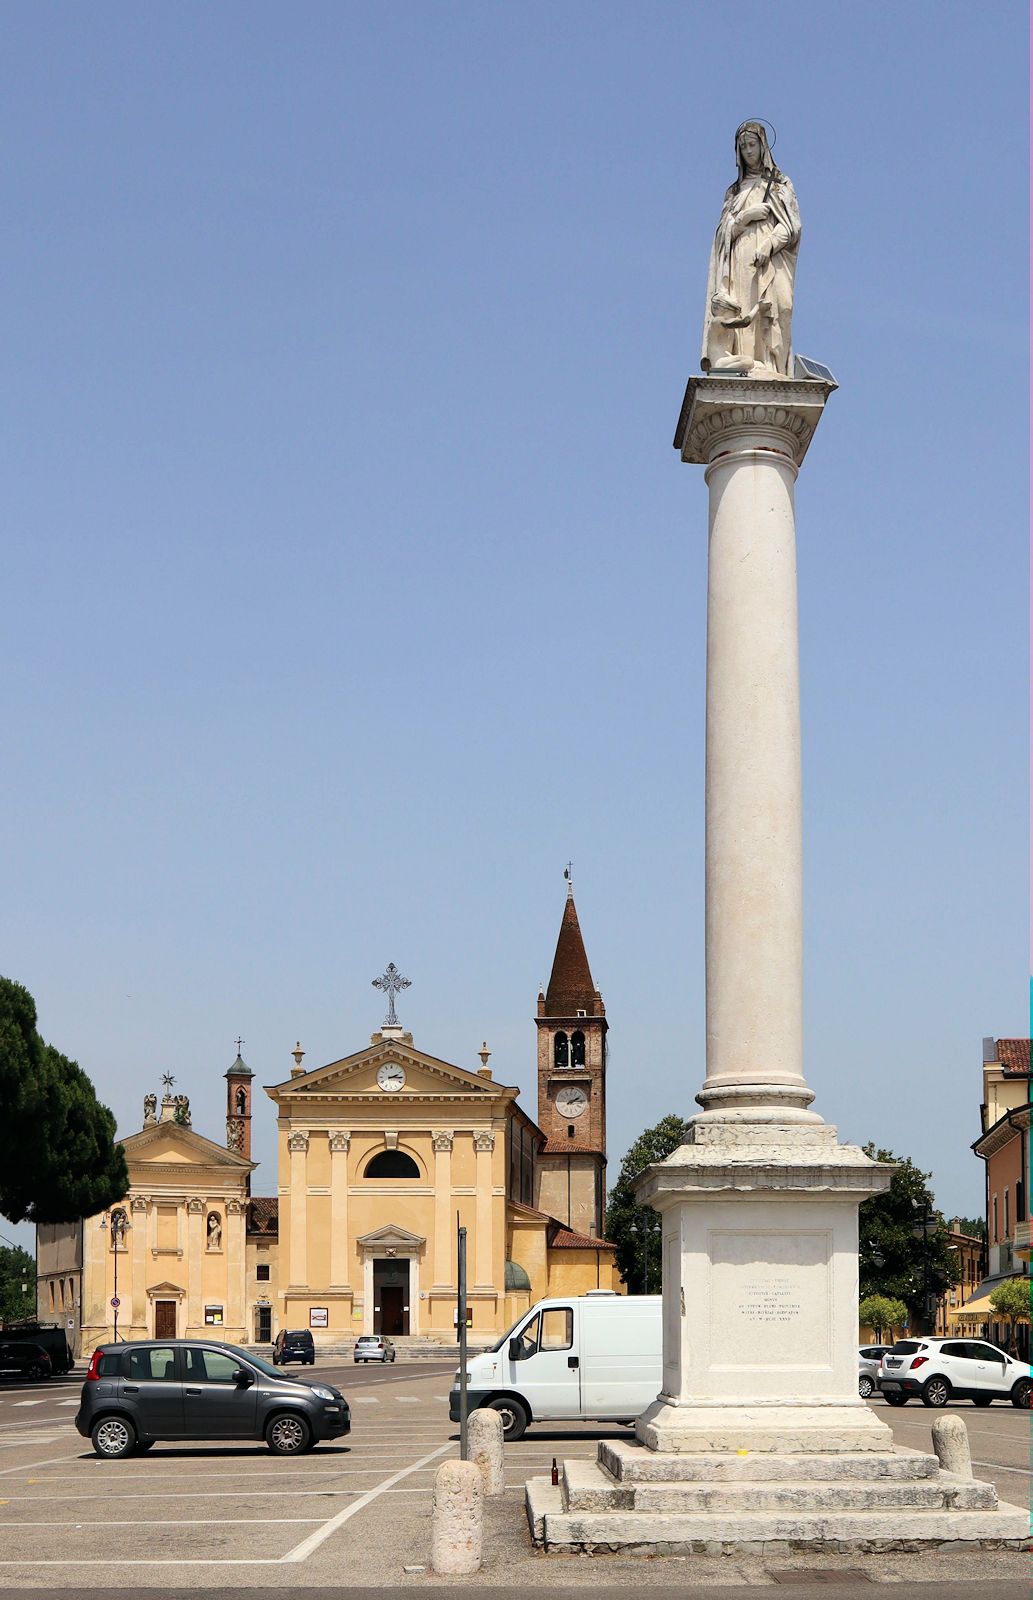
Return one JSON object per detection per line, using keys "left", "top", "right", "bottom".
{"left": 599, "top": 1439, "right": 940, "bottom": 1483}
{"left": 525, "top": 1478, "right": 1031, "bottom": 1552}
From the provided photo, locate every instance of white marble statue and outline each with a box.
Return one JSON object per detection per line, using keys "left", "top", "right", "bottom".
{"left": 207, "top": 1212, "right": 222, "bottom": 1250}
{"left": 701, "top": 121, "right": 800, "bottom": 378}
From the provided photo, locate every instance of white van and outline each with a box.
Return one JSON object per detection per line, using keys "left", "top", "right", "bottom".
{"left": 448, "top": 1292, "right": 662, "bottom": 1440}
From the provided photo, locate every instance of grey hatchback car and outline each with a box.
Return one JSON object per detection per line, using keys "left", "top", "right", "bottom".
{"left": 76, "top": 1340, "right": 350, "bottom": 1459}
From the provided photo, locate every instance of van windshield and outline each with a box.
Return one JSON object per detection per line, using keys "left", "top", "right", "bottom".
{"left": 487, "top": 1315, "right": 527, "bottom": 1354}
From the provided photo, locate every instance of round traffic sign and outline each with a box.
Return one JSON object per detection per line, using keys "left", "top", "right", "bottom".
{"left": 110, "top": 1296, "right": 120, "bottom": 1308}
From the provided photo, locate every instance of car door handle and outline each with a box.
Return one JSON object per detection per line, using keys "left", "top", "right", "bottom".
{"left": 123, "top": 1385, "right": 139, "bottom": 1394}
{"left": 185, "top": 1387, "right": 202, "bottom": 1395}
{"left": 567, "top": 1357, "right": 579, "bottom": 1369}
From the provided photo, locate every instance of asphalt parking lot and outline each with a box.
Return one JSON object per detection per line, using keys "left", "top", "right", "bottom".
{"left": 0, "top": 1361, "right": 1028, "bottom": 1593}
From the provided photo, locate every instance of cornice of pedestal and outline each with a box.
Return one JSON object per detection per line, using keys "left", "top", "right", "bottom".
{"left": 674, "top": 374, "right": 836, "bottom": 469}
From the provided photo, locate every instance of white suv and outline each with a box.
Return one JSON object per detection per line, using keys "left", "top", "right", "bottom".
{"left": 878, "top": 1337, "right": 1032, "bottom": 1408}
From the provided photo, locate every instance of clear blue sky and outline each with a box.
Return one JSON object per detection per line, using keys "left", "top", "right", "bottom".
{"left": 2, "top": 3, "right": 1027, "bottom": 1253}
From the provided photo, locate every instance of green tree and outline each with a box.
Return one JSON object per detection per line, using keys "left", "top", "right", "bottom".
{"left": 858, "top": 1293, "right": 908, "bottom": 1340}
{"left": 0, "top": 1245, "right": 36, "bottom": 1323}
{"left": 953, "top": 1216, "right": 986, "bottom": 1241}
{"left": 0, "top": 978, "right": 128, "bottom": 1224}
{"left": 605, "top": 1114, "right": 689, "bottom": 1293}
{"left": 859, "top": 1144, "right": 958, "bottom": 1330}
{"left": 988, "top": 1278, "right": 1031, "bottom": 1349}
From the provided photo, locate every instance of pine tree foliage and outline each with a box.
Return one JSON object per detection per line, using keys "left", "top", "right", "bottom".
{"left": 0, "top": 978, "right": 129, "bottom": 1223}
{"left": 605, "top": 1113, "right": 689, "bottom": 1293}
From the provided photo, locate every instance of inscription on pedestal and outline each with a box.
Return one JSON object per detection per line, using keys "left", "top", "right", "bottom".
{"left": 709, "top": 1230, "right": 831, "bottom": 1369}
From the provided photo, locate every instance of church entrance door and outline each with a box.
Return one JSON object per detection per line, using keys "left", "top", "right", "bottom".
{"left": 155, "top": 1301, "right": 177, "bottom": 1339}
{"left": 373, "top": 1258, "right": 410, "bottom": 1336}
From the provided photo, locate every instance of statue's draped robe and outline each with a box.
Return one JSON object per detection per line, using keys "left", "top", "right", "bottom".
{"left": 701, "top": 172, "right": 801, "bottom": 376}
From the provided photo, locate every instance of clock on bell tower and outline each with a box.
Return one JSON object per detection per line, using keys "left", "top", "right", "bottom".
{"left": 535, "top": 877, "right": 608, "bottom": 1236}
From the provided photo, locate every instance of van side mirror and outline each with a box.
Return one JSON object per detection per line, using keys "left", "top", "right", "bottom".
{"left": 233, "top": 1367, "right": 255, "bottom": 1387}
{"left": 508, "top": 1338, "right": 522, "bottom": 1362}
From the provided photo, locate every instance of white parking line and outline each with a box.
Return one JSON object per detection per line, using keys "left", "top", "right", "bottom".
{"left": 11, "top": 1401, "right": 45, "bottom": 1408}
{"left": 283, "top": 1443, "right": 452, "bottom": 1562}
{"left": 0, "top": 1452, "right": 82, "bottom": 1477}
{"left": 971, "top": 1458, "right": 1032, "bottom": 1478}
{"left": 57, "top": 1400, "right": 79, "bottom": 1407}
{"left": 351, "top": 1396, "right": 379, "bottom": 1404}
{"left": 0, "top": 1518, "right": 325, "bottom": 1527}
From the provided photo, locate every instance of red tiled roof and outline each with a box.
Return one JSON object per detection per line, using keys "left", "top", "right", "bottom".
{"left": 541, "top": 1137, "right": 605, "bottom": 1156}
{"left": 247, "top": 1197, "right": 279, "bottom": 1235}
{"left": 549, "top": 1225, "right": 617, "bottom": 1251}
{"left": 544, "top": 896, "right": 604, "bottom": 1017}
{"left": 996, "top": 1039, "right": 1030, "bottom": 1073}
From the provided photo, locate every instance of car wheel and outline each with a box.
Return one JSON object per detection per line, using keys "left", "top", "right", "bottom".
{"left": 266, "top": 1413, "right": 312, "bottom": 1455}
{"left": 92, "top": 1416, "right": 136, "bottom": 1459}
{"left": 28, "top": 1363, "right": 46, "bottom": 1380}
{"left": 1010, "top": 1379, "right": 1032, "bottom": 1409}
{"left": 884, "top": 1392, "right": 909, "bottom": 1406}
{"left": 858, "top": 1374, "right": 874, "bottom": 1399}
{"left": 973, "top": 1396, "right": 994, "bottom": 1407}
{"left": 488, "top": 1397, "right": 529, "bottom": 1442}
{"left": 921, "top": 1376, "right": 951, "bottom": 1408}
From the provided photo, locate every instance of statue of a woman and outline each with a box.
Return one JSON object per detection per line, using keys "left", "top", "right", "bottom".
{"left": 701, "top": 122, "right": 800, "bottom": 378}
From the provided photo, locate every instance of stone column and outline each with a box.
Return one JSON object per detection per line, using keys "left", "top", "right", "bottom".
{"left": 288, "top": 1130, "right": 309, "bottom": 1287}
{"left": 226, "top": 1198, "right": 245, "bottom": 1336}
{"left": 130, "top": 1195, "right": 148, "bottom": 1334}
{"left": 186, "top": 1197, "right": 204, "bottom": 1332}
{"left": 473, "top": 1132, "right": 495, "bottom": 1288}
{"left": 329, "top": 1132, "right": 351, "bottom": 1287}
{"left": 432, "top": 1132, "right": 454, "bottom": 1288}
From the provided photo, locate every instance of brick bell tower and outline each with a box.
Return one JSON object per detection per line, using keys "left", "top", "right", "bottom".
{"left": 535, "top": 875, "right": 607, "bottom": 1236}
{"left": 225, "top": 1040, "right": 253, "bottom": 1191}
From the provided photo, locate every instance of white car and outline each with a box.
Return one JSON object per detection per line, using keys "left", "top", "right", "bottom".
{"left": 878, "top": 1337, "right": 1032, "bottom": 1408}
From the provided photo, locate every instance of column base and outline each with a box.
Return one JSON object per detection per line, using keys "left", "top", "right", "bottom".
{"left": 636, "top": 1398, "right": 893, "bottom": 1455}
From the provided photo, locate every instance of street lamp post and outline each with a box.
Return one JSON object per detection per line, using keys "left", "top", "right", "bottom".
{"left": 99, "top": 1211, "right": 130, "bottom": 1342}
{"left": 629, "top": 1220, "right": 661, "bottom": 1294}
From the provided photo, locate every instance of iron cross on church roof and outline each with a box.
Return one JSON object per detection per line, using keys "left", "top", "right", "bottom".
{"left": 372, "top": 963, "right": 411, "bottom": 1027}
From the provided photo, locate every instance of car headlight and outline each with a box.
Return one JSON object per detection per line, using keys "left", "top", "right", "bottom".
{"left": 311, "top": 1385, "right": 337, "bottom": 1401}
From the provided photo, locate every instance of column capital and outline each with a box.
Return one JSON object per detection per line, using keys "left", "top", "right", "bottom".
{"left": 674, "top": 374, "right": 835, "bottom": 470}
{"left": 287, "top": 1130, "right": 310, "bottom": 1154}
{"left": 432, "top": 1130, "right": 454, "bottom": 1153}
{"left": 186, "top": 1196, "right": 205, "bottom": 1215}
{"left": 329, "top": 1131, "right": 351, "bottom": 1154}
{"left": 130, "top": 1194, "right": 149, "bottom": 1212}
{"left": 473, "top": 1131, "right": 495, "bottom": 1154}
{"left": 225, "top": 1198, "right": 244, "bottom": 1215}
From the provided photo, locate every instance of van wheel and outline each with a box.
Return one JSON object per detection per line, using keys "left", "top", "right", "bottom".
{"left": 266, "top": 1413, "right": 312, "bottom": 1455}
{"left": 488, "top": 1397, "right": 529, "bottom": 1442}
{"left": 1011, "top": 1379, "right": 1032, "bottom": 1409}
{"left": 92, "top": 1416, "right": 136, "bottom": 1459}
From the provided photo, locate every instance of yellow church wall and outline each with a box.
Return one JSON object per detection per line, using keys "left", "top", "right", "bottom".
{"left": 545, "top": 1249, "right": 623, "bottom": 1298}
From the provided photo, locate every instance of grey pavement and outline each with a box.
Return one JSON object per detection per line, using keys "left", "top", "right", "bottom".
{"left": 0, "top": 1360, "right": 1027, "bottom": 1589}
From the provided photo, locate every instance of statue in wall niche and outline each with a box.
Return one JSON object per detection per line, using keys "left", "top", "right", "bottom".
{"left": 701, "top": 121, "right": 800, "bottom": 379}
{"left": 207, "top": 1212, "right": 222, "bottom": 1250}
{"left": 143, "top": 1093, "right": 157, "bottom": 1126}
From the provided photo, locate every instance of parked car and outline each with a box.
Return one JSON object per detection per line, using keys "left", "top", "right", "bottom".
{"left": 0, "top": 1342, "right": 52, "bottom": 1382}
{"left": 858, "top": 1344, "right": 893, "bottom": 1399}
{"left": 450, "top": 1291, "right": 662, "bottom": 1441}
{"left": 273, "top": 1328, "right": 315, "bottom": 1366}
{"left": 878, "top": 1337, "right": 1033, "bottom": 1408}
{"left": 76, "top": 1339, "right": 350, "bottom": 1458}
{"left": 0, "top": 1326, "right": 74, "bottom": 1373}
{"left": 354, "top": 1335, "right": 396, "bottom": 1364}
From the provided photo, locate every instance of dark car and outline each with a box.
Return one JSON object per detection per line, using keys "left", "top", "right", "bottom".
{"left": 75, "top": 1340, "right": 350, "bottom": 1459}
{"left": 273, "top": 1328, "right": 315, "bottom": 1366}
{"left": 0, "top": 1341, "right": 52, "bottom": 1382}
{"left": 1, "top": 1326, "right": 74, "bottom": 1374}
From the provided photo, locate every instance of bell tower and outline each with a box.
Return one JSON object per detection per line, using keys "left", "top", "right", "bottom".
{"left": 535, "top": 878, "right": 608, "bottom": 1236}
{"left": 225, "top": 1041, "right": 254, "bottom": 1187}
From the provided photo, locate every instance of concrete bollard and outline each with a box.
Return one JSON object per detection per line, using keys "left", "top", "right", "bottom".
{"left": 431, "top": 1458, "right": 483, "bottom": 1575}
{"left": 931, "top": 1414, "right": 973, "bottom": 1479}
{"left": 468, "top": 1406, "right": 505, "bottom": 1496}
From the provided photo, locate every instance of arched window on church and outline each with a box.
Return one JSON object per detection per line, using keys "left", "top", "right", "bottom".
{"left": 554, "top": 1031, "right": 569, "bottom": 1069}
{"left": 570, "top": 1030, "right": 586, "bottom": 1067}
{"left": 364, "top": 1150, "right": 420, "bottom": 1179}
{"left": 235, "top": 1087, "right": 247, "bottom": 1115}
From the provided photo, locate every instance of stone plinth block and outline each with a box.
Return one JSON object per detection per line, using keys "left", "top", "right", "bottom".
{"left": 431, "top": 1459, "right": 482, "bottom": 1575}
{"left": 468, "top": 1406, "right": 505, "bottom": 1496}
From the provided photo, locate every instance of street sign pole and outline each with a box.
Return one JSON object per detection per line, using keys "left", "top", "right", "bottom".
{"left": 457, "top": 1216, "right": 468, "bottom": 1461}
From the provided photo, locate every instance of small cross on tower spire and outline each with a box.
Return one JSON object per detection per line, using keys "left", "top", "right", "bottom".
{"left": 564, "top": 861, "right": 574, "bottom": 899}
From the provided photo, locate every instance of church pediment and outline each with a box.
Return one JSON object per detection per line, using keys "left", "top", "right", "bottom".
{"left": 356, "top": 1223, "right": 426, "bottom": 1250}
{"left": 120, "top": 1121, "right": 254, "bottom": 1171}
{"left": 266, "top": 1041, "right": 514, "bottom": 1103}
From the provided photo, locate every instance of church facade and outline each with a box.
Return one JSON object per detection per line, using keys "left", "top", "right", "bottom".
{"left": 38, "top": 890, "right": 620, "bottom": 1350}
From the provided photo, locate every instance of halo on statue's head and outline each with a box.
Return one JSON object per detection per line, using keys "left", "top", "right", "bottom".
{"left": 733, "top": 119, "right": 781, "bottom": 185}
{"left": 735, "top": 118, "right": 777, "bottom": 151}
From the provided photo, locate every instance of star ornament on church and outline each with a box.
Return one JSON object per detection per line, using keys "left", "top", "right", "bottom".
{"left": 372, "top": 963, "right": 411, "bottom": 1027}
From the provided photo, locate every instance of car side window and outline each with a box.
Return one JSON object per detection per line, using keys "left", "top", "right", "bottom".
{"left": 184, "top": 1348, "right": 242, "bottom": 1383}
{"left": 127, "top": 1347, "right": 177, "bottom": 1381}
{"left": 539, "top": 1308, "right": 574, "bottom": 1351}
{"left": 940, "top": 1342, "right": 964, "bottom": 1357}
{"left": 513, "top": 1313, "right": 539, "bottom": 1358}
{"left": 971, "top": 1343, "right": 1005, "bottom": 1363}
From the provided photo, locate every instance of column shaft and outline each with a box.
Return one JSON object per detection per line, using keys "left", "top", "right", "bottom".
{"left": 330, "top": 1134, "right": 351, "bottom": 1286}
{"left": 187, "top": 1201, "right": 204, "bottom": 1331}
{"left": 433, "top": 1135, "right": 453, "bottom": 1287}
{"left": 289, "top": 1133, "right": 309, "bottom": 1286}
{"left": 474, "top": 1135, "right": 494, "bottom": 1287}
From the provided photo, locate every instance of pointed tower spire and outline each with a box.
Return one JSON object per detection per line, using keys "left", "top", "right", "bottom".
{"left": 545, "top": 889, "right": 603, "bottom": 1017}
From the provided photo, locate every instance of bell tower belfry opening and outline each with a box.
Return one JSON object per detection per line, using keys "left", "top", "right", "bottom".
{"left": 536, "top": 875, "right": 608, "bottom": 1236}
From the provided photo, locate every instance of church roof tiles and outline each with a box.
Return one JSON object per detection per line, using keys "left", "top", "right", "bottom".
{"left": 544, "top": 895, "right": 604, "bottom": 1017}
{"left": 247, "top": 1196, "right": 278, "bottom": 1235}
